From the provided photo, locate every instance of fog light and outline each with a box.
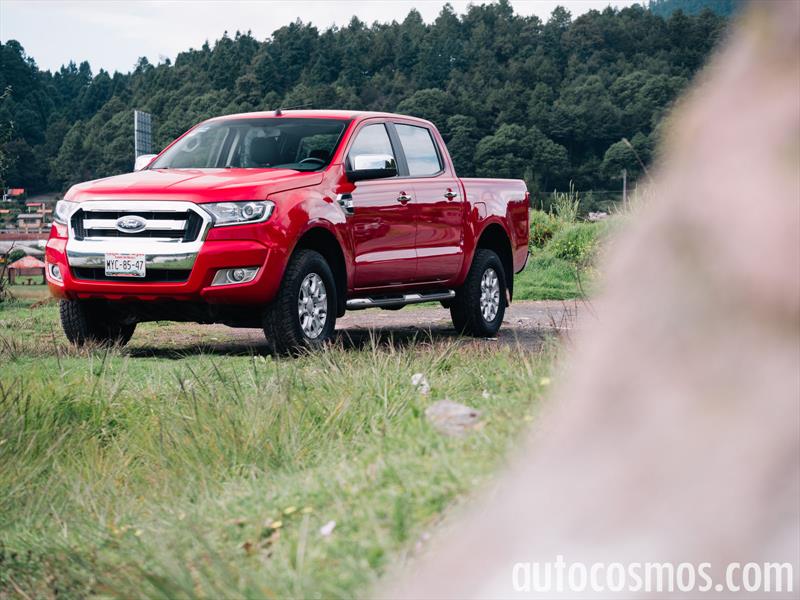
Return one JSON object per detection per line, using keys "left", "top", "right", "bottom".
{"left": 47, "top": 262, "right": 63, "bottom": 282}
{"left": 211, "top": 267, "right": 258, "bottom": 286}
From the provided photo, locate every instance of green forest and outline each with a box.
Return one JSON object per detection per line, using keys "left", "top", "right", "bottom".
{"left": 648, "top": 0, "right": 742, "bottom": 18}
{"left": 0, "top": 0, "right": 729, "bottom": 198}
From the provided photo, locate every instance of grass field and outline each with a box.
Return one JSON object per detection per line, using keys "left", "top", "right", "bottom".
{"left": 0, "top": 210, "right": 611, "bottom": 598}
{"left": 0, "top": 283, "right": 559, "bottom": 599}
{"left": 514, "top": 251, "right": 584, "bottom": 300}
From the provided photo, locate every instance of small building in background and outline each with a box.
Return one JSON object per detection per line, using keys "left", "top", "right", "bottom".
{"left": 2, "top": 188, "right": 25, "bottom": 202}
{"left": 17, "top": 213, "right": 44, "bottom": 232}
{"left": 7, "top": 255, "right": 46, "bottom": 285}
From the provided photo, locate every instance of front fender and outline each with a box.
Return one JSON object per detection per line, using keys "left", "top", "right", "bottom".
{"left": 276, "top": 186, "right": 354, "bottom": 289}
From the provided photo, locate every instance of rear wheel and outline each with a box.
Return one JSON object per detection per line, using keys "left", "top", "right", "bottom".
{"left": 263, "top": 249, "right": 337, "bottom": 354}
{"left": 450, "top": 249, "right": 507, "bottom": 337}
{"left": 60, "top": 299, "right": 136, "bottom": 347}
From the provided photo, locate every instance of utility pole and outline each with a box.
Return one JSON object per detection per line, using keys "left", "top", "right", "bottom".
{"left": 622, "top": 168, "right": 628, "bottom": 211}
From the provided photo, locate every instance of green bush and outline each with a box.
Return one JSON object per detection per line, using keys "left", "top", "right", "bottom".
{"left": 548, "top": 223, "right": 599, "bottom": 266}
{"left": 529, "top": 210, "right": 561, "bottom": 249}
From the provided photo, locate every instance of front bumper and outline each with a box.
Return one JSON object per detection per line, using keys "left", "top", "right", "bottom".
{"left": 46, "top": 212, "right": 289, "bottom": 305}
{"left": 67, "top": 237, "right": 201, "bottom": 272}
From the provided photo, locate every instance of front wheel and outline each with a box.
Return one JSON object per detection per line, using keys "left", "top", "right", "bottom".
{"left": 450, "top": 249, "right": 507, "bottom": 337}
{"left": 60, "top": 299, "right": 136, "bottom": 347}
{"left": 263, "top": 249, "right": 337, "bottom": 354}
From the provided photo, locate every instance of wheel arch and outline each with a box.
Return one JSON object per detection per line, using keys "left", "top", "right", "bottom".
{"left": 475, "top": 222, "right": 514, "bottom": 302}
{"left": 293, "top": 225, "right": 348, "bottom": 317}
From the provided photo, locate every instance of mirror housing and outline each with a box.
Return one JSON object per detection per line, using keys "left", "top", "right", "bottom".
{"left": 346, "top": 154, "right": 397, "bottom": 182}
{"left": 134, "top": 154, "right": 157, "bottom": 171}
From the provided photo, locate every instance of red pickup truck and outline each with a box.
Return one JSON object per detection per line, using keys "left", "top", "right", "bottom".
{"left": 46, "top": 110, "right": 529, "bottom": 353}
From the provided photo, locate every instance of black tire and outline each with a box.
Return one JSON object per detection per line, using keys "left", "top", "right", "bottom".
{"left": 450, "top": 249, "right": 507, "bottom": 337}
{"left": 60, "top": 299, "right": 136, "bottom": 347}
{"left": 263, "top": 249, "right": 337, "bottom": 354}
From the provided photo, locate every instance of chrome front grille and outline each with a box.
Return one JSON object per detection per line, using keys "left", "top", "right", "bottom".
{"left": 70, "top": 204, "right": 206, "bottom": 242}
{"left": 65, "top": 200, "right": 212, "bottom": 275}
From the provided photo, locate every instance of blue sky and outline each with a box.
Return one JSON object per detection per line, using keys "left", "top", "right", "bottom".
{"left": 1, "top": 0, "right": 636, "bottom": 74}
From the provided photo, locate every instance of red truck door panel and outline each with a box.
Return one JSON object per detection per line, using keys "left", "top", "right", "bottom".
{"left": 347, "top": 123, "right": 417, "bottom": 288}
{"left": 350, "top": 180, "right": 416, "bottom": 287}
{"left": 411, "top": 180, "right": 463, "bottom": 282}
{"left": 393, "top": 123, "right": 464, "bottom": 282}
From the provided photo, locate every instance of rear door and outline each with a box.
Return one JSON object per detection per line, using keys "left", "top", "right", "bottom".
{"left": 347, "top": 122, "right": 417, "bottom": 288}
{"left": 392, "top": 122, "right": 464, "bottom": 282}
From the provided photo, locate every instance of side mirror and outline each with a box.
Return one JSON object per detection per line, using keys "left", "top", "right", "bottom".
{"left": 134, "top": 154, "right": 157, "bottom": 171}
{"left": 346, "top": 154, "right": 397, "bottom": 182}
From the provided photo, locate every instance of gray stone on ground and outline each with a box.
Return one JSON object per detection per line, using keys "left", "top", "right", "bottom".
{"left": 425, "top": 400, "right": 482, "bottom": 437}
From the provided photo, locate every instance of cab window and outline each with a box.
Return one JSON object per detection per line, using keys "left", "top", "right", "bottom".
{"left": 395, "top": 124, "right": 442, "bottom": 176}
{"left": 347, "top": 123, "right": 396, "bottom": 165}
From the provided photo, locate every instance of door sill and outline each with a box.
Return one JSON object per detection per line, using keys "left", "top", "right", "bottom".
{"left": 346, "top": 290, "right": 454, "bottom": 310}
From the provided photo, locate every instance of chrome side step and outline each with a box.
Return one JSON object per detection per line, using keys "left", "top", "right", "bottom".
{"left": 346, "top": 290, "right": 455, "bottom": 310}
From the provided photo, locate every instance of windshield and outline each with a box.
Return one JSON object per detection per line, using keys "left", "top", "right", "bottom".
{"left": 150, "top": 118, "right": 349, "bottom": 171}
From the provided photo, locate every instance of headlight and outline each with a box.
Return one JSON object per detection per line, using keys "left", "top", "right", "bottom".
{"left": 203, "top": 201, "right": 275, "bottom": 226}
{"left": 54, "top": 200, "right": 77, "bottom": 224}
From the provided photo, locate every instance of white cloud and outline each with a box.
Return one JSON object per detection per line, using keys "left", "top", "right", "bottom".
{"left": 0, "top": 0, "right": 637, "bottom": 74}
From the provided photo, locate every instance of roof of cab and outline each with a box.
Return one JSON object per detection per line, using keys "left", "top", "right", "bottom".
{"left": 205, "top": 109, "right": 431, "bottom": 125}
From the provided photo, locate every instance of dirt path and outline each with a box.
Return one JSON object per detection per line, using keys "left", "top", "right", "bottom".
{"left": 18, "top": 285, "right": 587, "bottom": 353}
{"left": 332, "top": 299, "right": 587, "bottom": 347}
{"left": 127, "top": 300, "right": 589, "bottom": 356}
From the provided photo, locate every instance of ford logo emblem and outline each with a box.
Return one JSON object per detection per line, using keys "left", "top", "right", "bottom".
{"left": 115, "top": 215, "right": 147, "bottom": 233}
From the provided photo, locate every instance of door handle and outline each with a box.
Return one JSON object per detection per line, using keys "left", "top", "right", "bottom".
{"left": 397, "top": 193, "right": 412, "bottom": 204}
{"left": 444, "top": 191, "right": 458, "bottom": 200}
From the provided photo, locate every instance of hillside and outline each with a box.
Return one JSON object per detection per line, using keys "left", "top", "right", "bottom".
{"left": 0, "top": 1, "right": 728, "bottom": 198}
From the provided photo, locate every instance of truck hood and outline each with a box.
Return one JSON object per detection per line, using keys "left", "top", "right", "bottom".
{"left": 65, "top": 168, "right": 324, "bottom": 203}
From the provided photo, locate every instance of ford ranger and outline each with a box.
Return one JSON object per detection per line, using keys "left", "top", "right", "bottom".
{"left": 46, "top": 110, "right": 529, "bottom": 353}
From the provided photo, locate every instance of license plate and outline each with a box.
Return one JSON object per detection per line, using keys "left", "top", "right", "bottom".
{"left": 104, "top": 253, "right": 146, "bottom": 278}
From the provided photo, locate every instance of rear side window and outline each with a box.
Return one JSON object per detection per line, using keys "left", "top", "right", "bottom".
{"left": 395, "top": 124, "right": 442, "bottom": 176}
{"left": 348, "top": 123, "right": 395, "bottom": 165}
